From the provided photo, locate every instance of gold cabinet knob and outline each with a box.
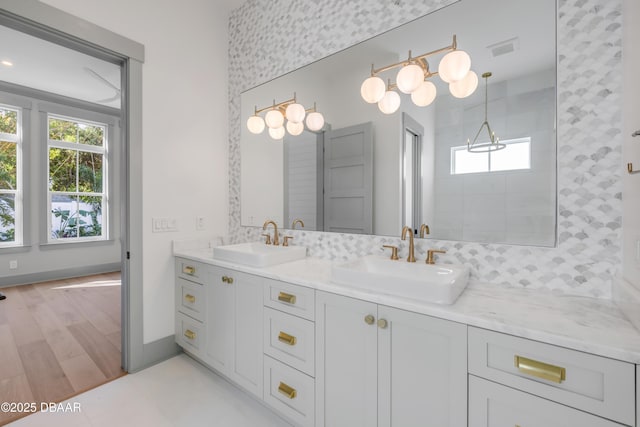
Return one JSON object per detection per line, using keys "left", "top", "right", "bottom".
{"left": 364, "top": 314, "right": 375, "bottom": 325}
{"left": 184, "top": 294, "right": 196, "bottom": 303}
{"left": 277, "top": 292, "right": 296, "bottom": 304}
{"left": 183, "top": 265, "right": 196, "bottom": 275}
{"left": 377, "top": 318, "right": 388, "bottom": 329}
{"left": 221, "top": 276, "right": 234, "bottom": 284}
{"left": 184, "top": 329, "right": 196, "bottom": 340}
{"left": 278, "top": 331, "right": 297, "bottom": 346}
{"left": 278, "top": 381, "right": 297, "bottom": 399}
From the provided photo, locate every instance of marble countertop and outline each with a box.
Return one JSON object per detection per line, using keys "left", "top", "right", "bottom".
{"left": 175, "top": 248, "right": 640, "bottom": 364}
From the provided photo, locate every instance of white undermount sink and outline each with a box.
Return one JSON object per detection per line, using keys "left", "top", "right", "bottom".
{"left": 331, "top": 254, "right": 469, "bottom": 305}
{"left": 212, "top": 242, "right": 307, "bottom": 267}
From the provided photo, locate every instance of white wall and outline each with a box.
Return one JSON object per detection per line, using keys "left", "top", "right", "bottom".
{"left": 40, "top": 0, "right": 232, "bottom": 343}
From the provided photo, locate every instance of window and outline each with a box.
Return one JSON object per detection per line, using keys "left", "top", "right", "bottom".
{"left": 451, "top": 137, "right": 531, "bottom": 175}
{"left": 0, "top": 104, "right": 22, "bottom": 246}
{"left": 48, "top": 114, "right": 107, "bottom": 242}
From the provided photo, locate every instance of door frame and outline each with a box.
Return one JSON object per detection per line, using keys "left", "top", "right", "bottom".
{"left": 0, "top": 0, "right": 145, "bottom": 372}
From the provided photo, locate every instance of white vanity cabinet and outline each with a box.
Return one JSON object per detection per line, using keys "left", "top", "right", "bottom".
{"left": 205, "top": 265, "right": 264, "bottom": 399}
{"left": 468, "top": 327, "right": 635, "bottom": 426}
{"left": 315, "top": 291, "right": 467, "bottom": 427}
{"left": 175, "top": 258, "right": 208, "bottom": 361}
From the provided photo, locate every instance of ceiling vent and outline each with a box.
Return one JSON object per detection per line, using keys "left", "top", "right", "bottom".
{"left": 487, "top": 37, "right": 519, "bottom": 58}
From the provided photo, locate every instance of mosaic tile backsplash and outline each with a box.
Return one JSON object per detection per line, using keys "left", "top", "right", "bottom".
{"left": 228, "top": 0, "right": 623, "bottom": 298}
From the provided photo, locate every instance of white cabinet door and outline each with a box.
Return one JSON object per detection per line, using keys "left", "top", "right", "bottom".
{"left": 469, "top": 375, "right": 624, "bottom": 427}
{"left": 377, "top": 306, "right": 467, "bottom": 427}
{"left": 229, "top": 270, "right": 264, "bottom": 398}
{"left": 316, "top": 291, "right": 378, "bottom": 427}
{"left": 206, "top": 267, "right": 234, "bottom": 373}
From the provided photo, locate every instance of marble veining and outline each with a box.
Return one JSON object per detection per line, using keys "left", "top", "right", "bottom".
{"left": 175, "top": 249, "right": 640, "bottom": 364}
{"left": 228, "top": 0, "right": 623, "bottom": 298}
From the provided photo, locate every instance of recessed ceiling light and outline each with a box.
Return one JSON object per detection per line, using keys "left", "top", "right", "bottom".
{"left": 1, "top": 60, "right": 14, "bottom": 67}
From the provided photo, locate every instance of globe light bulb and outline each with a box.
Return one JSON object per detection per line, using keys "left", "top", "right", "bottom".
{"left": 438, "top": 50, "right": 471, "bottom": 83}
{"left": 410, "top": 80, "right": 437, "bottom": 107}
{"left": 449, "top": 70, "right": 478, "bottom": 98}
{"left": 377, "top": 90, "right": 401, "bottom": 114}
{"left": 265, "top": 109, "right": 284, "bottom": 128}
{"left": 286, "top": 120, "right": 304, "bottom": 136}
{"left": 360, "top": 76, "right": 386, "bottom": 103}
{"left": 305, "top": 111, "right": 325, "bottom": 131}
{"left": 396, "top": 63, "right": 424, "bottom": 94}
{"left": 246, "top": 115, "right": 265, "bottom": 134}
{"left": 285, "top": 103, "right": 306, "bottom": 123}
{"left": 268, "top": 126, "right": 285, "bottom": 140}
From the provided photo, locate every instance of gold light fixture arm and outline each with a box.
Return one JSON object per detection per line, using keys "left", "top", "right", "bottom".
{"left": 370, "top": 35, "right": 457, "bottom": 76}
{"left": 254, "top": 93, "right": 298, "bottom": 115}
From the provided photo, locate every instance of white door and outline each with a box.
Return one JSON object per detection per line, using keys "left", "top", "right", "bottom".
{"left": 229, "top": 271, "right": 264, "bottom": 398}
{"left": 206, "top": 267, "right": 234, "bottom": 374}
{"left": 316, "top": 291, "right": 377, "bottom": 427}
{"left": 324, "top": 122, "right": 373, "bottom": 234}
{"left": 377, "top": 306, "right": 467, "bottom": 427}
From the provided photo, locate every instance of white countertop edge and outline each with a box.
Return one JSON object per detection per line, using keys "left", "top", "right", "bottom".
{"left": 174, "top": 249, "right": 640, "bottom": 364}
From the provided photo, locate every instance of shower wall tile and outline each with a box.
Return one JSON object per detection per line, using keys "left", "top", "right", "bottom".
{"left": 228, "top": 0, "right": 623, "bottom": 298}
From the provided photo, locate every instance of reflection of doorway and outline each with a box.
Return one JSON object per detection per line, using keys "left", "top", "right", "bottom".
{"left": 324, "top": 122, "right": 373, "bottom": 234}
{"left": 402, "top": 113, "right": 424, "bottom": 234}
{"left": 283, "top": 129, "right": 325, "bottom": 230}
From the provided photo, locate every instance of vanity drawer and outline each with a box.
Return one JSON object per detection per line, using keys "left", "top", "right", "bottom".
{"left": 469, "top": 375, "right": 624, "bottom": 427}
{"left": 264, "top": 307, "right": 315, "bottom": 376}
{"left": 468, "top": 327, "right": 635, "bottom": 426}
{"left": 264, "top": 355, "right": 315, "bottom": 427}
{"left": 176, "top": 312, "right": 204, "bottom": 354}
{"left": 264, "top": 279, "right": 315, "bottom": 321}
{"left": 177, "top": 278, "right": 204, "bottom": 321}
{"left": 176, "top": 258, "right": 206, "bottom": 283}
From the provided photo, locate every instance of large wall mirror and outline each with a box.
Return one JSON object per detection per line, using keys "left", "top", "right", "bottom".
{"left": 241, "top": 0, "right": 556, "bottom": 246}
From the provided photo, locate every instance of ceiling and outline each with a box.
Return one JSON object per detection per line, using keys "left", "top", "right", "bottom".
{"left": 0, "top": 25, "right": 122, "bottom": 109}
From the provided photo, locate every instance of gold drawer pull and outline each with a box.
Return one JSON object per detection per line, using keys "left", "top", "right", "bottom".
{"left": 514, "top": 355, "right": 566, "bottom": 383}
{"left": 278, "top": 331, "right": 297, "bottom": 346}
{"left": 184, "top": 294, "right": 196, "bottom": 303}
{"left": 278, "top": 381, "right": 297, "bottom": 399}
{"left": 183, "top": 265, "right": 196, "bottom": 275}
{"left": 184, "top": 329, "right": 196, "bottom": 340}
{"left": 221, "top": 276, "right": 234, "bottom": 284}
{"left": 277, "top": 292, "right": 296, "bottom": 304}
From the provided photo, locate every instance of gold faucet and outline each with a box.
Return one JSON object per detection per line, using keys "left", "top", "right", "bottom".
{"left": 291, "top": 219, "right": 305, "bottom": 229}
{"left": 426, "top": 249, "right": 446, "bottom": 264}
{"left": 401, "top": 226, "right": 416, "bottom": 263}
{"left": 263, "top": 220, "right": 279, "bottom": 246}
{"left": 419, "top": 224, "right": 430, "bottom": 238}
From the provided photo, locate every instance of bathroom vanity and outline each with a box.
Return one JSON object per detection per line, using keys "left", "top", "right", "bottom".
{"left": 174, "top": 250, "right": 640, "bottom": 427}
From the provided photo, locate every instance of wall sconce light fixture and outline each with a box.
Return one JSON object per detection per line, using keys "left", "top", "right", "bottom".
{"left": 247, "top": 93, "right": 325, "bottom": 140}
{"left": 360, "top": 35, "right": 478, "bottom": 114}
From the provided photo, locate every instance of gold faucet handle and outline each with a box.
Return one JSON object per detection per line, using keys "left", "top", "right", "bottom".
{"left": 261, "top": 233, "right": 272, "bottom": 245}
{"left": 283, "top": 236, "right": 293, "bottom": 247}
{"left": 382, "top": 245, "right": 399, "bottom": 260}
{"left": 426, "top": 249, "right": 446, "bottom": 264}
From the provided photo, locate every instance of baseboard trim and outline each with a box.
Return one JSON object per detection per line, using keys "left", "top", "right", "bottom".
{"left": 136, "top": 335, "right": 181, "bottom": 373}
{"left": 0, "top": 262, "right": 121, "bottom": 287}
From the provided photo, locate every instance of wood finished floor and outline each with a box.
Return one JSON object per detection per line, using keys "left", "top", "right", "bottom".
{"left": 0, "top": 272, "right": 124, "bottom": 426}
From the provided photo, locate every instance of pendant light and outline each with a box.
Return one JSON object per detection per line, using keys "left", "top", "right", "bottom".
{"left": 467, "top": 72, "right": 506, "bottom": 153}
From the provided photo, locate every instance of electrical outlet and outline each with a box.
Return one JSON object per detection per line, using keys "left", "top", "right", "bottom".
{"left": 9, "top": 260, "right": 17, "bottom": 270}
{"left": 196, "top": 216, "right": 206, "bottom": 231}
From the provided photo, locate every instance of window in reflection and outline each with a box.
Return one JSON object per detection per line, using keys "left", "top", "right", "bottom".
{"left": 450, "top": 137, "right": 531, "bottom": 175}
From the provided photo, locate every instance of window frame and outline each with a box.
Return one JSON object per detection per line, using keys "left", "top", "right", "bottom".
{"left": 450, "top": 137, "right": 532, "bottom": 175}
{"left": 0, "top": 102, "right": 23, "bottom": 247}
{"left": 40, "top": 103, "right": 116, "bottom": 245}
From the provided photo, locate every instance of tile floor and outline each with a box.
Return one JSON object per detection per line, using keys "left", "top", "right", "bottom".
{"left": 7, "top": 354, "right": 292, "bottom": 426}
